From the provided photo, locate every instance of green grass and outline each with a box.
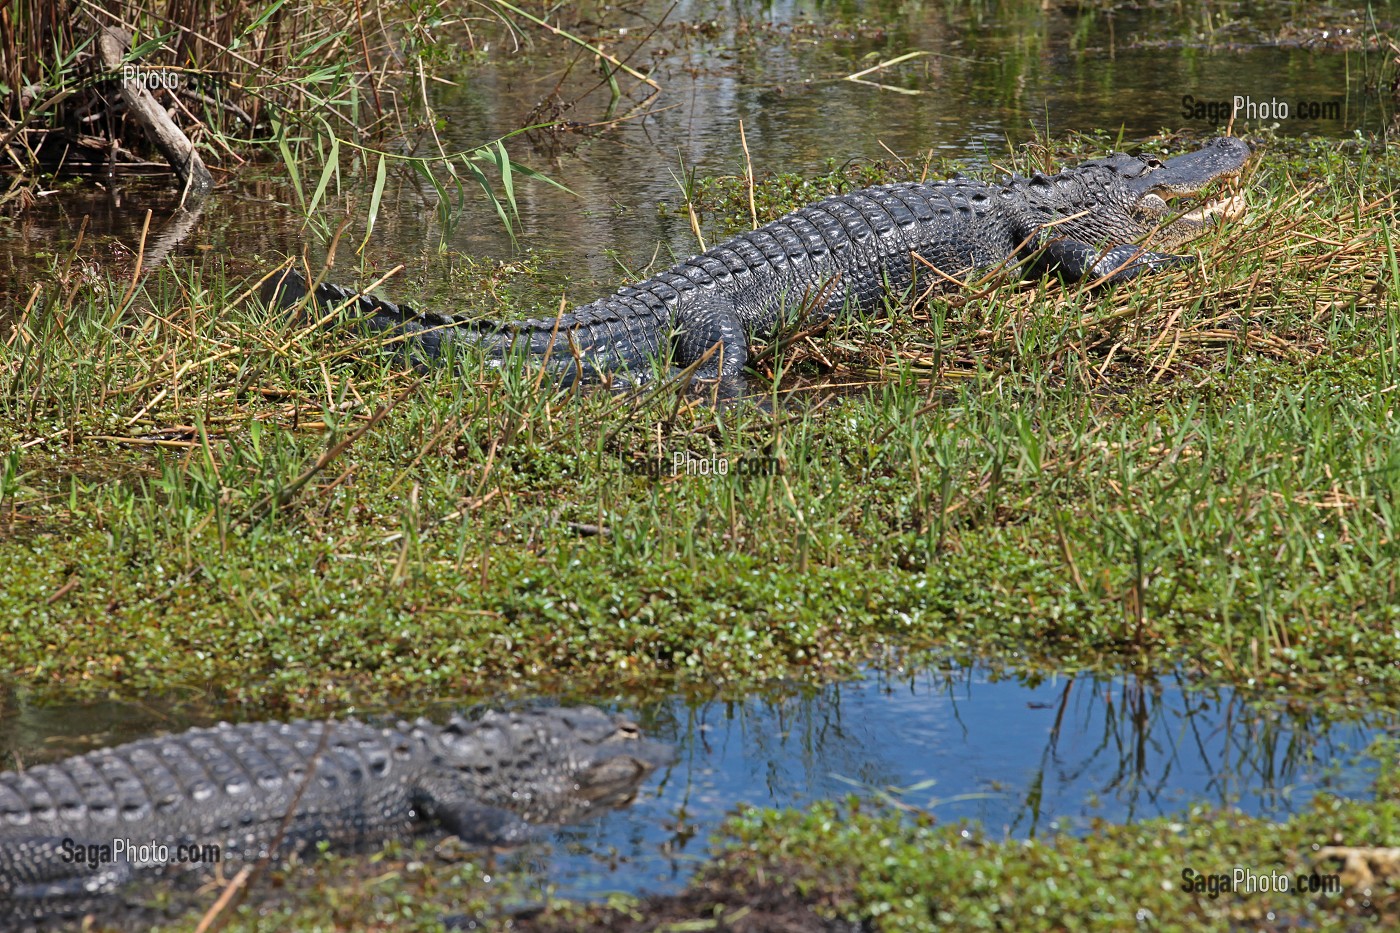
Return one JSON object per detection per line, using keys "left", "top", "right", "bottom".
{"left": 3, "top": 133, "right": 1396, "bottom": 713}
{"left": 1, "top": 130, "right": 1398, "bottom": 928}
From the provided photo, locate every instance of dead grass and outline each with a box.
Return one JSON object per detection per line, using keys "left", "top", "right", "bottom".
{"left": 772, "top": 155, "right": 1392, "bottom": 395}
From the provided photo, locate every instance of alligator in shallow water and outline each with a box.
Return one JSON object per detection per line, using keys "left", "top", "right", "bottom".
{"left": 263, "top": 135, "right": 1250, "bottom": 386}
{"left": 0, "top": 705, "right": 670, "bottom": 909}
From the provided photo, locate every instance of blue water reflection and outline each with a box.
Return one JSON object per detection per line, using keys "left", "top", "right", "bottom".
{"left": 534, "top": 666, "right": 1389, "bottom": 897}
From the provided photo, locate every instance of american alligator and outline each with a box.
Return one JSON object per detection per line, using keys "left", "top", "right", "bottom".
{"left": 0, "top": 705, "right": 670, "bottom": 906}
{"left": 263, "top": 135, "right": 1249, "bottom": 386}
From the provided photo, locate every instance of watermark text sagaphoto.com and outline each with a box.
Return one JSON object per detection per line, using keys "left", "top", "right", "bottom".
{"left": 60, "top": 837, "right": 222, "bottom": 866}
{"left": 1180, "top": 866, "right": 1342, "bottom": 899}
{"left": 624, "top": 450, "right": 796, "bottom": 478}
{"left": 1181, "top": 94, "right": 1343, "bottom": 122}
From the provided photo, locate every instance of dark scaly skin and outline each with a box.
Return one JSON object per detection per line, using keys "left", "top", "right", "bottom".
{"left": 262, "top": 136, "right": 1250, "bottom": 386}
{"left": 0, "top": 706, "right": 671, "bottom": 904}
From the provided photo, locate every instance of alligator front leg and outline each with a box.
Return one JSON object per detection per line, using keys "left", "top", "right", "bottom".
{"left": 1040, "top": 237, "right": 1190, "bottom": 285}
{"left": 423, "top": 799, "right": 539, "bottom": 847}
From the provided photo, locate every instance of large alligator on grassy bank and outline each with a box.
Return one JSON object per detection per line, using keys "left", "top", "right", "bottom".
{"left": 0, "top": 706, "right": 670, "bottom": 910}
{"left": 263, "top": 135, "right": 1249, "bottom": 386}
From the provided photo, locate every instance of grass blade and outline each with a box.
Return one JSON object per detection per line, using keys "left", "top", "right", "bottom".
{"left": 358, "top": 154, "right": 388, "bottom": 255}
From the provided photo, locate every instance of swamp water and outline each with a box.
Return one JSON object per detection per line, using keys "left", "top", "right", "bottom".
{"left": 0, "top": 0, "right": 1390, "bottom": 301}
{"left": 535, "top": 667, "right": 1390, "bottom": 899}
{"left": 1, "top": 664, "right": 1391, "bottom": 911}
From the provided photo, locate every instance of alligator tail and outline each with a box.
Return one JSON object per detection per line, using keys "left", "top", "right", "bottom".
{"left": 260, "top": 269, "right": 667, "bottom": 385}
{"left": 258, "top": 269, "right": 501, "bottom": 359}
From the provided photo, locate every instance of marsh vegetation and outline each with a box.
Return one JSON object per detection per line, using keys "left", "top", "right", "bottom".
{"left": 1, "top": 0, "right": 1399, "bottom": 929}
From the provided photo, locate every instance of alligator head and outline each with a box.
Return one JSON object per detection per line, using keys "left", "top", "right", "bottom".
{"left": 420, "top": 705, "right": 673, "bottom": 833}
{"left": 1115, "top": 136, "right": 1251, "bottom": 248}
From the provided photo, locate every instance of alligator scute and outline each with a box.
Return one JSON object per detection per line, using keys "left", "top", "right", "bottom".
{"left": 0, "top": 706, "right": 671, "bottom": 918}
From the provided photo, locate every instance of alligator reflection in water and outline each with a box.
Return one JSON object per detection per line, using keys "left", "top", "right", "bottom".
{"left": 0, "top": 667, "right": 1389, "bottom": 918}
{"left": 0, "top": 705, "right": 671, "bottom": 931}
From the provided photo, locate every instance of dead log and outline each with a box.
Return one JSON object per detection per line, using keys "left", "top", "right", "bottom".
{"left": 96, "top": 27, "right": 213, "bottom": 203}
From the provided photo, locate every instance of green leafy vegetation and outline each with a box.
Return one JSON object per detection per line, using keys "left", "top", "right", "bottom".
{"left": 1, "top": 135, "right": 1396, "bottom": 715}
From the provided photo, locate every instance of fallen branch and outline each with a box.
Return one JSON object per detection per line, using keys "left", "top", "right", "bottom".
{"left": 96, "top": 27, "right": 214, "bottom": 203}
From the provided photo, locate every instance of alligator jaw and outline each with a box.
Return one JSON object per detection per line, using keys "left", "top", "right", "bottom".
{"left": 1127, "top": 137, "right": 1251, "bottom": 244}
{"left": 573, "top": 718, "right": 675, "bottom": 803}
{"left": 1142, "top": 169, "right": 1245, "bottom": 203}
{"left": 573, "top": 752, "right": 671, "bottom": 806}
{"left": 1182, "top": 192, "right": 1248, "bottom": 224}
{"left": 1141, "top": 189, "right": 1248, "bottom": 250}
{"left": 1131, "top": 176, "right": 1248, "bottom": 250}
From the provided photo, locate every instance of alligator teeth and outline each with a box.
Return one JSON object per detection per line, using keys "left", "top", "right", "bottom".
{"left": 1184, "top": 193, "right": 1247, "bottom": 224}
